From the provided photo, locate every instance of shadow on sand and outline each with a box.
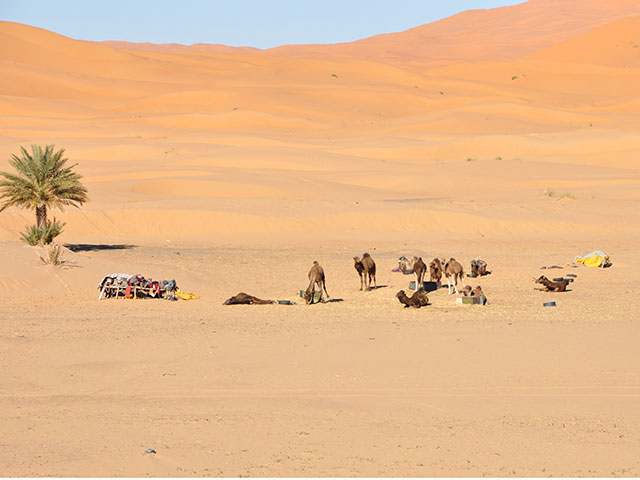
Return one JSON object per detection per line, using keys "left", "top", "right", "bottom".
{"left": 366, "top": 285, "right": 388, "bottom": 290}
{"left": 63, "top": 243, "right": 136, "bottom": 252}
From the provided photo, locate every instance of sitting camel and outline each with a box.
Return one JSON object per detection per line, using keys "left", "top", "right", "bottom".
{"left": 413, "top": 257, "right": 427, "bottom": 291}
{"left": 470, "top": 259, "right": 488, "bottom": 277}
{"left": 461, "top": 285, "right": 488, "bottom": 304}
{"left": 305, "top": 261, "right": 329, "bottom": 304}
{"left": 396, "top": 288, "right": 430, "bottom": 308}
{"left": 444, "top": 257, "right": 465, "bottom": 295}
{"left": 354, "top": 253, "right": 377, "bottom": 290}
{"left": 398, "top": 255, "right": 414, "bottom": 272}
{"left": 223, "top": 292, "right": 275, "bottom": 305}
{"left": 535, "top": 275, "right": 568, "bottom": 292}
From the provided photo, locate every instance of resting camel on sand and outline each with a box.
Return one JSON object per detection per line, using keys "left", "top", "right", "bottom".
{"left": 354, "top": 253, "right": 377, "bottom": 290}
{"left": 429, "top": 258, "right": 443, "bottom": 284}
{"left": 444, "top": 258, "right": 465, "bottom": 295}
{"left": 535, "top": 275, "right": 569, "bottom": 292}
{"left": 305, "top": 261, "right": 329, "bottom": 304}
{"left": 470, "top": 259, "right": 488, "bottom": 277}
{"left": 223, "top": 292, "right": 275, "bottom": 305}
{"left": 461, "top": 285, "right": 488, "bottom": 304}
{"left": 396, "top": 288, "right": 430, "bottom": 308}
{"left": 412, "top": 257, "right": 427, "bottom": 291}
{"left": 398, "top": 255, "right": 414, "bottom": 272}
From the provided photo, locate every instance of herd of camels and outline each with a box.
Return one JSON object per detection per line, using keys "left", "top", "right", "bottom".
{"left": 223, "top": 253, "right": 489, "bottom": 307}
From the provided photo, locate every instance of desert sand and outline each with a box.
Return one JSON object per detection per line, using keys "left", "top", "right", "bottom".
{"left": 1, "top": 0, "right": 640, "bottom": 476}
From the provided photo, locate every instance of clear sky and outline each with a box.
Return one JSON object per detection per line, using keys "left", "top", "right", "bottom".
{"left": 0, "top": 0, "right": 523, "bottom": 49}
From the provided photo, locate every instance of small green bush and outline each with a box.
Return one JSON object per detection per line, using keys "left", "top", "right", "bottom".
{"left": 20, "top": 225, "right": 41, "bottom": 246}
{"left": 20, "top": 218, "right": 65, "bottom": 246}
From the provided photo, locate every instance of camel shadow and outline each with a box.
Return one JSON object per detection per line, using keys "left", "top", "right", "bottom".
{"left": 366, "top": 285, "right": 388, "bottom": 290}
{"left": 64, "top": 243, "right": 136, "bottom": 252}
{"left": 326, "top": 298, "right": 344, "bottom": 303}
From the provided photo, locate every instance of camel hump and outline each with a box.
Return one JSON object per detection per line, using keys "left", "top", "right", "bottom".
{"left": 363, "top": 252, "right": 370, "bottom": 258}
{"left": 313, "top": 260, "right": 319, "bottom": 265}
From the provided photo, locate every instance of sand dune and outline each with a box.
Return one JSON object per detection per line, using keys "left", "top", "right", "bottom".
{"left": 1, "top": 5, "right": 640, "bottom": 280}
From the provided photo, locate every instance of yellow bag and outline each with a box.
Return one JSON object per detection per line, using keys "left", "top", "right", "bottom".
{"left": 175, "top": 289, "right": 198, "bottom": 300}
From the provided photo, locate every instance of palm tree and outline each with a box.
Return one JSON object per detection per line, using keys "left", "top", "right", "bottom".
{"left": 0, "top": 144, "right": 89, "bottom": 229}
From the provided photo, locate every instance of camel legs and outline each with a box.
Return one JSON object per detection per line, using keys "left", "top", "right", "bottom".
{"left": 321, "top": 280, "right": 329, "bottom": 302}
{"left": 359, "top": 273, "right": 364, "bottom": 291}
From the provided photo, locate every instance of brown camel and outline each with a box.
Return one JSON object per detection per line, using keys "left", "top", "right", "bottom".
{"left": 354, "top": 253, "right": 377, "bottom": 290}
{"left": 223, "top": 292, "right": 275, "bottom": 305}
{"left": 305, "top": 261, "right": 329, "bottom": 304}
{"left": 429, "top": 258, "right": 443, "bottom": 284}
{"left": 444, "top": 257, "right": 465, "bottom": 295}
{"left": 353, "top": 256, "right": 365, "bottom": 290}
{"left": 462, "top": 285, "right": 488, "bottom": 304}
{"left": 470, "top": 259, "right": 488, "bottom": 277}
{"left": 471, "top": 285, "right": 487, "bottom": 304}
{"left": 396, "top": 288, "right": 430, "bottom": 308}
{"left": 412, "top": 257, "right": 427, "bottom": 291}
{"left": 535, "top": 275, "right": 569, "bottom": 292}
{"left": 361, "top": 253, "right": 376, "bottom": 290}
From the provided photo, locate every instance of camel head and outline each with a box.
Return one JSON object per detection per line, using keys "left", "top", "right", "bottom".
{"left": 304, "top": 289, "right": 313, "bottom": 304}
{"left": 535, "top": 275, "right": 547, "bottom": 283}
{"left": 353, "top": 256, "right": 361, "bottom": 263}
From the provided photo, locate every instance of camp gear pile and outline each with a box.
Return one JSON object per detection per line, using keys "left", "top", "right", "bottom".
{"left": 98, "top": 273, "right": 197, "bottom": 300}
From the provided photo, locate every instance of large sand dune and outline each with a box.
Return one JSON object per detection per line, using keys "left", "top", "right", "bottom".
{"left": 1, "top": 0, "right": 640, "bottom": 476}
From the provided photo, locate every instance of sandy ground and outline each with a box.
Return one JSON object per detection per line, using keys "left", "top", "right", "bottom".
{"left": 2, "top": 0, "right": 640, "bottom": 476}
{"left": 1, "top": 235, "right": 639, "bottom": 477}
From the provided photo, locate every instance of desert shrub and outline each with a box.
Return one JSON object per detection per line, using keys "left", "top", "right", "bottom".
{"left": 20, "top": 218, "right": 65, "bottom": 246}
{"left": 39, "top": 244, "right": 63, "bottom": 266}
{"left": 20, "top": 225, "right": 41, "bottom": 246}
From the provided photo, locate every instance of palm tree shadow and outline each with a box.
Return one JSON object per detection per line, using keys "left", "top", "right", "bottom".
{"left": 63, "top": 243, "right": 136, "bottom": 252}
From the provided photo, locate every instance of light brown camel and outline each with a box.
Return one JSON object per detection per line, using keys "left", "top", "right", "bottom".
{"left": 361, "top": 252, "right": 377, "bottom": 290}
{"left": 461, "top": 285, "right": 488, "bottom": 304}
{"left": 412, "top": 257, "right": 427, "bottom": 291}
{"left": 429, "top": 258, "right": 443, "bottom": 284}
{"left": 396, "top": 288, "right": 430, "bottom": 308}
{"left": 443, "top": 257, "right": 465, "bottom": 295}
{"left": 353, "top": 256, "right": 365, "bottom": 290}
{"left": 305, "top": 261, "right": 329, "bottom": 304}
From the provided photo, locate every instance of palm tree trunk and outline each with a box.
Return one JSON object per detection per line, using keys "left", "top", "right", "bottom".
{"left": 36, "top": 204, "right": 47, "bottom": 229}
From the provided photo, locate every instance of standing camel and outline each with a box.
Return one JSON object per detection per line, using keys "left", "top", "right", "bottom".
{"left": 429, "top": 258, "right": 443, "bottom": 284}
{"left": 361, "top": 253, "right": 377, "bottom": 290}
{"left": 443, "top": 257, "right": 465, "bottom": 295}
{"left": 304, "top": 261, "right": 329, "bottom": 304}
{"left": 412, "top": 257, "right": 427, "bottom": 292}
{"left": 354, "top": 254, "right": 377, "bottom": 291}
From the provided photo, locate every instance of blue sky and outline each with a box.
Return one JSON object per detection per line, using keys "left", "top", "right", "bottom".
{"left": 0, "top": 0, "right": 523, "bottom": 48}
